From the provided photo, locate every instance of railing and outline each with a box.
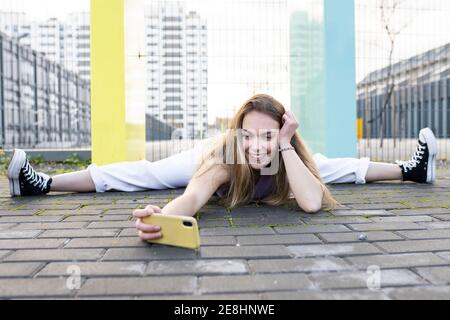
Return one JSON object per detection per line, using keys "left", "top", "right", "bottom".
{"left": 0, "top": 32, "right": 91, "bottom": 150}
{"left": 355, "top": 0, "right": 450, "bottom": 164}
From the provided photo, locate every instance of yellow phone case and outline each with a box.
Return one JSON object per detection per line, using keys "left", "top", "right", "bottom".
{"left": 142, "top": 214, "right": 201, "bottom": 249}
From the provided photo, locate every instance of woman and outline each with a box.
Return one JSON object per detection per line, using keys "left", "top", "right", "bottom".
{"left": 7, "top": 94, "right": 438, "bottom": 241}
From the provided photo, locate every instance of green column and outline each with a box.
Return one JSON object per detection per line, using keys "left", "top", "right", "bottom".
{"left": 290, "top": 0, "right": 357, "bottom": 158}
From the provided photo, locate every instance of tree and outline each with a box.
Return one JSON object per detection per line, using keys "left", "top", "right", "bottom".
{"left": 367, "top": 0, "right": 411, "bottom": 148}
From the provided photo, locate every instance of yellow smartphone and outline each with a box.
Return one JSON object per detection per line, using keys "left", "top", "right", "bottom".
{"left": 142, "top": 214, "right": 201, "bottom": 250}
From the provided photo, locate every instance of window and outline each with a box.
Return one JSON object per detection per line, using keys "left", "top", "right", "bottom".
{"left": 163, "top": 114, "right": 183, "bottom": 120}
{"left": 163, "top": 17, "right": 182, "bottom": 22}
{"left": 164, "top": 105, "right": 182, "bottom": 111}
{"left": 162, "top": 26, "right": 182, "bottom": 31}
{"left": 164, "top": 70, "right": 181, "bottom": 75}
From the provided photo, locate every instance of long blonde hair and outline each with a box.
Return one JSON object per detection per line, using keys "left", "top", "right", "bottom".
{"left": 194, "top": 94, "right": 339, "bottom": 211}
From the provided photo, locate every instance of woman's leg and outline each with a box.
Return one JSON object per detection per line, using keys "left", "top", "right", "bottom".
{"left": 313, "top": 153, "right": 371, "bottom": 185}
{"left": 8, "top": 140, "right": 209, "bottom": 196}
{"left": 359, "top": 128, "right": 437, "bottom": 184}
{"left": 314, "top": 153, "right": 404, "bottom": 185}
{"left": 50, "top": 170, "right": 96, "bottom": 192}
{"left": 82, "top": 141, "right": 208, "bottom": 193}
{"left": 365, "top": 162, "right": 402, "bottom": 182}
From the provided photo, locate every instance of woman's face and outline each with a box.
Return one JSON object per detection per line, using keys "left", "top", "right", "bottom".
{"left": 241, "top": 111, "right": 280, "bottom": 170}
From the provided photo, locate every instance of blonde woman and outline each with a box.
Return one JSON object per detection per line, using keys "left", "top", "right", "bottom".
{"left": 7, "top": 94, "right": 438, "bottom": 241}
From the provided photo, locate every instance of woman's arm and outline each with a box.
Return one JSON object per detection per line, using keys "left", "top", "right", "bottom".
{"left": 134, "top": 164, "right": 230, "bottom": 241}
{"left": 161, "top": 164, "right": 230, "bottom": 217}
{"left": 278, "top": 111, "right": 323, "bottom": 213}
{"left": 282, "top": 147, "right": 323, "bottom": 213}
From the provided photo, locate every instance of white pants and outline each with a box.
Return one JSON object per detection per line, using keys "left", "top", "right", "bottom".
{"left": 87, "top": 141, "right": 371, "bottom": 193}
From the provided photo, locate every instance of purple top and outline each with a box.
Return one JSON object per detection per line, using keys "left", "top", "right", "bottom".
{"left": 215, "top": 174, "right": 275, "bottom": 200}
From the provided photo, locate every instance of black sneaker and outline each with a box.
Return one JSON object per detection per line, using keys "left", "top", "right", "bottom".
{"left": 395, "top": 128, "right": 438, "bottom": 184}
{"left": 7, "top": 149, "right": 53, "bottom": 197}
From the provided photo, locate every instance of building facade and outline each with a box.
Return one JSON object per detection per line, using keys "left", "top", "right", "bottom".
{"left": 145, "top": 2, "right": 208, "bottom": 140}
{"left": 0, "top": 31, "right": 91, "bottom": 148}
{"left": 0, "top": 11, "right": 91, "bottom": 81}
{"left": 357, "top": 43, "right": 450, "bottom": 139}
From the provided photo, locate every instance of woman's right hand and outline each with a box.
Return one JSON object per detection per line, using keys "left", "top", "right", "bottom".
{"left": 133, "top": 205, "right": 162, "bottom": 241}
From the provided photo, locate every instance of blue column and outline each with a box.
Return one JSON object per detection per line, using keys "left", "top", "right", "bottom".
{"left": 290, "top": 0, "right": 356, "bottom": 158}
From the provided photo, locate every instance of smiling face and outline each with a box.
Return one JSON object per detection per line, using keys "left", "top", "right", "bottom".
{"left": 241, "top": 111, "right": 280, "bottom": 171}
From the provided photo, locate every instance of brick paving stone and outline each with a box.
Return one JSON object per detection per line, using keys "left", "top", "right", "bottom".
{"left": 64, "top": 237, "right": 146, "bottom": 249}
{"left": 200, "top": 236, "right": 237, "bottom": 246}
{"left": 309, "top": 269, "right": 426, "bottom": 290}
{"left": 102, "top": 247, "right": 197, "bottom": 261}
{"left": 287, "top": 243, "right": 382, "bottom": 258}
{"left": 198, "top": 220, "right": 231, "bottom": 228}
{"left": 78, "top": 276, "right": 196, "bottom": 296}
{"left": 118, "top": 228, "right": 139, "bottom": 237}
{"left": 347, "top": 253, "right": 449, "bottom": 269}
{"left": 261, "top": 290, "right": 390, "bottom": 300}
{"left": 398, "top": 229, "right": 450, "bottom": 240}
{"left": 274, "top": 225, "right": 351, "bottom": 234}
{"left": 230, "top": 216, "right": 302, "bottom": 226}
{"left": 236, "top": 234, "right": 321, "bottom": 245}
{"left": 375, "top": 239, "right": 450, "bottom": 253}
{"left": 0, "top": 239, "right": 66, "bottom": 250}
{"left": 0, "top": 263, "right": 43, "bottom": 277}
{"left": 0, "top": 278, "right": 75, "bottom": 298}
{"left": 0, "top": 250, "right": 12, "bottom": 260}
{"left": 415, "top": 267, "right": 450, "bottom": 285}
{"left": 201, "top": 245, "right": 291, "bottom": 259}
{"left": 318, "top": 231, "right": 403, "bottom": 243}
{"left": 0, "top": 216, "right": 65, "bottom": 223}
{"left": 37, "top": 262, "right": 147, "bottom": 277}
{"left": 369, "top": 216, "right": 437, "bottom": 223}
{"left": 39, "top": 229, "right": 120, "bottom": 238}
{"left": 4, "top": 249, "right": 104, "bottom": 262}
{"left": 348, "top": 203, "right": 411, "bottom": 210}
{"left": 432, "top": 214, "right": 450, "bottom": 221}
{"left": 78, "top": 204, "right": 139, "bottom": 211}
{"left": 16, "top": 204, "right": 81, "bottom": 210}
{"left": 407, "top": 201, "right": 450, "bottom": 208}
{"left": 199, "top": 274, "right": 314, "bottom": 294}
{"left": 0, "top": 211, "right": 38, "bottom": 217}
{"left": 0, "top": 230, "right": 42, "bottom": 239}
{"left": 12, "top": 222, "right": 88, "bottom": 230}
{"left": 138, "top": 293, "right": 261, "bottom": 300}
{"left": 104, "top": 209, "right": 152, "bottom": 216}
{"left": 418, "top": 221, "right": 450, "bottom": 229}
{"left": 200, "top": 227, "right": 275, "bottom": 236}
{"left": 0, "top": 223, "right": 16, "bottom": 230}
{"left": 347, "top": 222, "right": 426, "bottom": 232}
{"left": 387, "top": 286, "right": 450, "bottom": 300}
{"left": 63, "top": 215, "right": 132, "bottom": 222}
{"left": 389, "top": 208, "right": 450, "bottom": 216}
{"left": 40, "top": 209, "right": 104, "bottom": 216}
{"left": 86, "top": 221, "right": 135, "bottom": 229}
{"left": 248, "top": 257, "right": 353, "bottom": 273}
{"left": 146, "top": 260, "right": 248, "bottom": 276}
{"left": 301, "top": 217, "right": 371, "bottom": 224}
{"left": 436, "top": 252, "right": 450, "bottom": 262}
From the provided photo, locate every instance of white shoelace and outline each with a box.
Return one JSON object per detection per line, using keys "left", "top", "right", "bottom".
{"left": 23, "top": 162, "right": 49, "bottom": 191}
{"left": 395, "top": 142, "right": 426, "bottom": 172}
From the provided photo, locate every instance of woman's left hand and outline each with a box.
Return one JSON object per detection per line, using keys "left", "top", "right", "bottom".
{"left": 279, "top": 111, "right": 299, "bottom": 146}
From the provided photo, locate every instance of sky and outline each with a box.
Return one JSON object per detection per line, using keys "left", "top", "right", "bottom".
{"left": 1, "top": 0, "right": 449, "bottom": 123}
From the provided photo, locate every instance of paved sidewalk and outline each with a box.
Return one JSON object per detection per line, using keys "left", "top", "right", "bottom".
{"left": 1, "top": 169, "right": 450, "bottom": 300}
